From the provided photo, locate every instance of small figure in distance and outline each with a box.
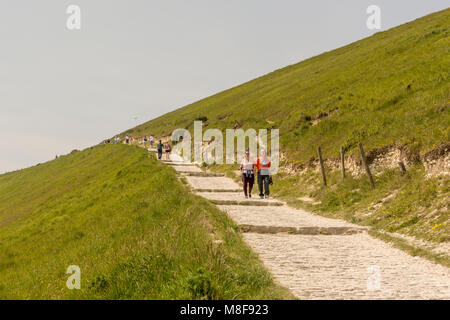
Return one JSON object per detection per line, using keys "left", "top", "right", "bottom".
{"left": 164, "top": 142, "right": 171, "bottom": 160}
{"left": 157, "top": 140, "right": 163, "bottom": 160}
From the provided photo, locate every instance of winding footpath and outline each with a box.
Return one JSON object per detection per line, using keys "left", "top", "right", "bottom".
{"left": 153, "top": 150, "right": 450, "bottom": 299}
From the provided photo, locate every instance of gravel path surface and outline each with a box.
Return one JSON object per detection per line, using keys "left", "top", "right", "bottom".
{"left": 172, "top": 165, "right": 203, "bottom": 173}
{"left": 160, "top": 156, "right": 450, "bottom": 299}
{"left": 197, "top": 192, "right": 284, "bottom": 205}
{"left": 186, "top": 176, "right": 241, "bottom": 191}
{"left": 244, "top": 233, "right": 450, "bottom": 299}
{"left": 219, "top": 205, "right": 355, "bottom": 228}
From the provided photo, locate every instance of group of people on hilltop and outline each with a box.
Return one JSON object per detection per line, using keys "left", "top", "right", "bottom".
{"left": 143, "top": 135, "right": 155, "bottom": 148}
{"left": 104, "top": 137, "right": 121, "bottom": 144}
{"left": 105, "top": 135, "right": 156, "bottom": 147}
{"left": 124, "top": 135, "right": 135, "bottom": 144}
{"left": 240, "top": 149, "right": 272, "bottom": 199}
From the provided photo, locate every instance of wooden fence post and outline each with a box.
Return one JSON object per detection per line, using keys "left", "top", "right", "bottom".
{"left": 358, "top": 143, "right": 375, "bottom": 188}
{"left": 317, "top": 146, "right": 327, "bottom": 186}
{"left": 340, "top": 146, "right": 346, "bottom": 179}
{"left": 398, "top": 161, "right": 407, "bottom": 175}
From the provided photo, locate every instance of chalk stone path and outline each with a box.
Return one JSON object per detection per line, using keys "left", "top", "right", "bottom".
{"left": 155, "top": 153, "right": 450, "bottom": 299}
{"left": 186, "top": 176, "right": 241, "bottom": 191}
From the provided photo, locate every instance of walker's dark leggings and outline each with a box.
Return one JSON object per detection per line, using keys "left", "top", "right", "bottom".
{"left": 257, "top": 172, "right": 270, "bottom": 196}
{"left": 242, "top": 174, "right": 254, "bottom": 197}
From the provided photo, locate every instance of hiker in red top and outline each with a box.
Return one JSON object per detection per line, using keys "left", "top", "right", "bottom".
{"left": 256, "top": 149, "right": 271, "bottom": 199}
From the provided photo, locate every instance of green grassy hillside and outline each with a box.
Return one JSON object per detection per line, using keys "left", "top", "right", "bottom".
{"left": 0, "top": 144, "right": 291, "bottom": 299}
{"left": 121, "top": 9, "right": 449, "bottom": 260}
{"left": 126, "top": 8, "right": 449, "bottom": 162}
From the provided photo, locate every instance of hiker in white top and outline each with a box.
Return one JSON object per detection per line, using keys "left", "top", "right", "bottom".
{"left": 240, "top": 150, "right": 256, "bottom": 198}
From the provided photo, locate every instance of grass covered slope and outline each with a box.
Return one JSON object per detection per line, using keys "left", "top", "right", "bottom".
{"left": 0, "top": 144, "right": 291, "bottom": 299}
{"left": 121, "top": 9, "right": 449, "bottom": 260}
{"left": 126, "top": 8, "right": 449, "bottom": 162}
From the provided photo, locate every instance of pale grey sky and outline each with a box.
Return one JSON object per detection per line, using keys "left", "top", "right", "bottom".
{"left": 0, "top": 1, "right": 448, "bottom": 173}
